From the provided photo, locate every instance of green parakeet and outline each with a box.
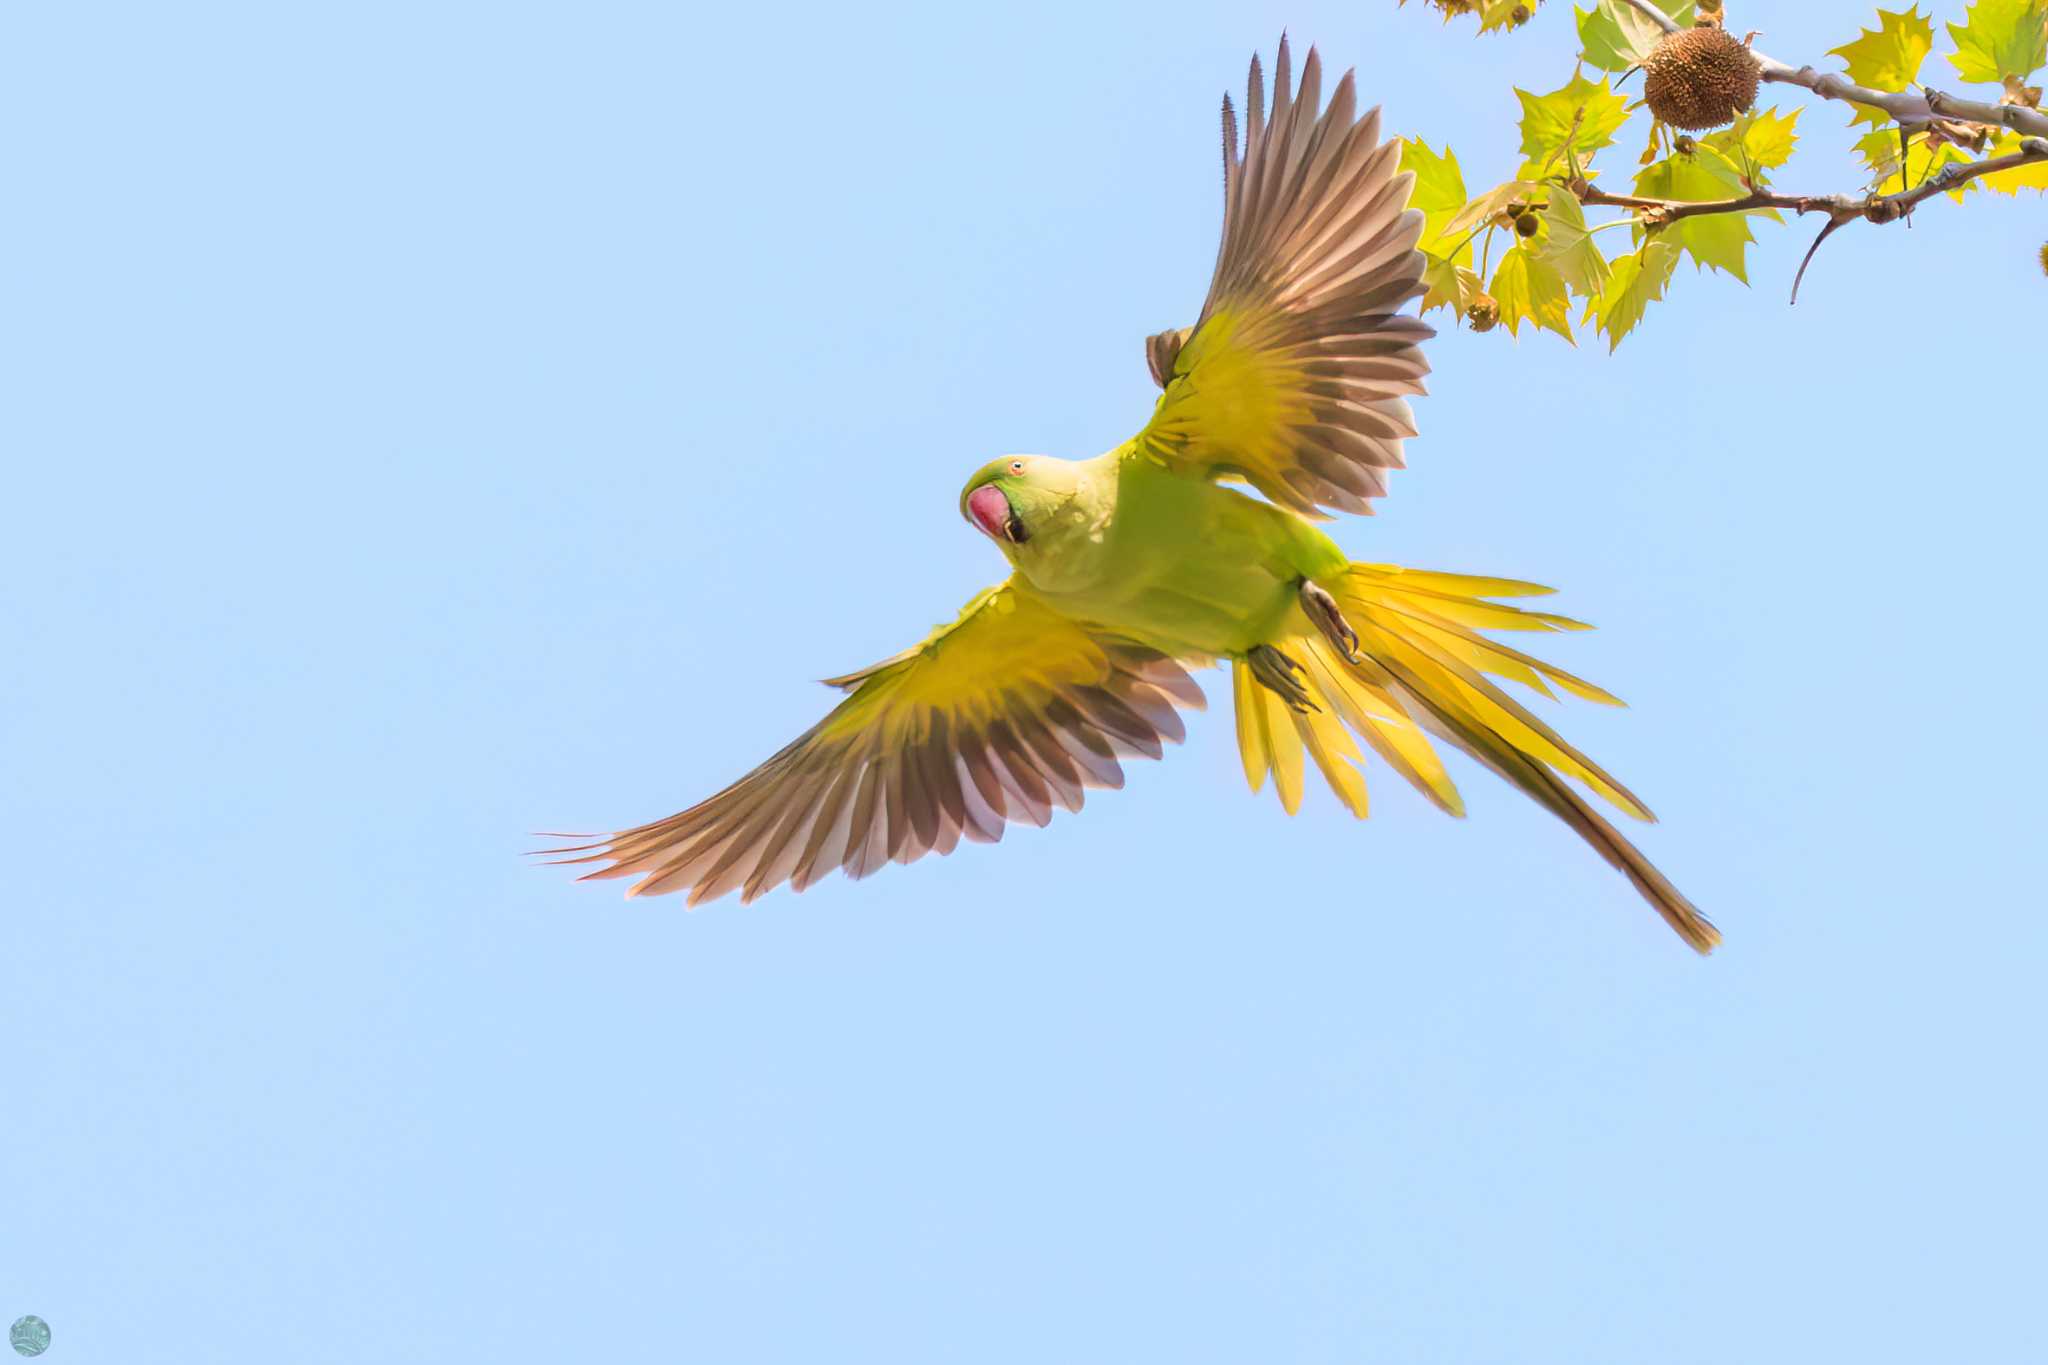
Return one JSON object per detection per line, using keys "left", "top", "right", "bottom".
{"left": 546, "top": 38, "right": 1719, "bottom": 953}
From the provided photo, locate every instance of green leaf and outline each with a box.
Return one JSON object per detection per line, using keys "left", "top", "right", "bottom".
{"left": 1575, "top": 0, "right": 1696, "bottom": 73}
{"left": 1490, "top": 245, "right": 1576, "bottom": 341}
{"left": 1535, "top": 190, "right": 1612, "bottom": 297}
{"left": 1401, "top": 138, "right": 1472, "bottom": 250}
{"left": 1981, "top": 130, "right": 2048, "bottom": 192}
{"left": 1515, "top": 73, "right": 1631, "bottom": 177}
{"left": 1586, "top": 240, "right": 1679, "bottom": 350}
{"left": 1633, "top": 153, "right": 1761, "bottom": 280}
{"left": 1947, "top": 0, "right": 2048, "bottom": 83}
{"left": 1420, "top": 255, "right": 1486, "bottom": 313}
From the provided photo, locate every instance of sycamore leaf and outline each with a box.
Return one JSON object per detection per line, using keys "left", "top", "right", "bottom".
{"left": 1947, "top": 0, "right": 2048, "bottom": 83}
{"left": 1402, "top": 138, "right": 1472, "bottom": 249}
{"left": 1536, "top": 190, "right": 1613, "bottom": 297}
{"left": 1490, "top": 245, "right": 1576, "bottom": 341}
{"left": 1401, "top": 0, "right": 1545, "bottom": 33}
{"left": 1688, "top": 140, "right": 1782, "bottom": 218}
{"left": 1830, "top": 8, "right": 1936, "bottom": 125}
{"left": 1515, "top": 73, "right": 1632, "bottom": 177}
{"left": 1576, "top": 0, "right": 1697, "bottom": 73}
{"left": 1704, "top": 107, "right": 1802, "bottom": 174}
{"left": 1831, "top": 7, "right": 1936, "bottom": 87}
{"left": 1586, "top": 239, "right": 1679, "bottom": 350}
{"left": 1477, "top": 0, "right": 1536, "bottom": 33}
{"left": 1691, "top": 139, "right": 1763, "bottom": 192}
{"left": 1445, "top": 179, "right": 1546, "bottom": 237}
{"left": 1853, "top": 124, "right": 1907, "bottom": 172}
{"left": 1421, "top": 255, "right": 1486, "bottom": 313}
{"left": 1634, "top": 153, "right": 1761, "bottom": 279}
{"left": 1981, "top": 130, "right": 2048, "bottom": 192}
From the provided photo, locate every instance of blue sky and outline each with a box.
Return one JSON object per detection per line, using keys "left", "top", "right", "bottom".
{"left": 5, "top": 2, "right": 2044, "bottom": 1360}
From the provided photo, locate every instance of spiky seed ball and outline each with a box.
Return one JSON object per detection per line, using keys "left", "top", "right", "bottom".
{"left": 1465, "top": 295, "right": 1500, "bottom": 332}
{"left": 1643, "top": 24, "right": 1760, "bottom": 131}
{"left": 2039, "top": 242, "right": 2048, "bottom": 277}
{"left": 1515, "top": 211, "right": 1541, "bottom": 238}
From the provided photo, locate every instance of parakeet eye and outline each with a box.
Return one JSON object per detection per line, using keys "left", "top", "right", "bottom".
{"left": 1009, "top": 460, "right": 1025, "bottom": 475}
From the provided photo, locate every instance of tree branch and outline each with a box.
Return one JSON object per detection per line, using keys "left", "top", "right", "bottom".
{"left": 1567, "top": 136, "right": 2048, "bottom": 225}
{"left": 1759, "top": 58, "right": 2048, "bottom": 138}
{"left": 1565, "top": 135, "right": 2048, "bottom": 299}
{"left": 1615, "top": 0, "right": 2048, "bottom": 139}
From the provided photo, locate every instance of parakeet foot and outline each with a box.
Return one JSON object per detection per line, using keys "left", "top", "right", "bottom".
{"left": 1299, "top": 580, "right": 1360, "bottom": 663}
{"left": 1247, "top": 644, "right": 1319, "bottom": 713}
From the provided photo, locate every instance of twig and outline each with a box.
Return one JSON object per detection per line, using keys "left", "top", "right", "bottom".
{"left": 1615, "top": 0, "right": 2048, "bottom": 139}
{"left": 1571, "top": 182, "right": 1817, "bottom": 222}
{"left": 1790, "top": 217, "right": 1851, "bottom": 304}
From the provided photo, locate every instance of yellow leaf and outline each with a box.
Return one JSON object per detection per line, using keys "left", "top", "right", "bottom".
{"left": 1830, "top": 8, "right": 1936, "bottom": 125}
{"left": 1831, "top": 7, "right": 1936, "bottom": 87}
{"left": 1703, "top": 107, "right": 1802, "bottom": 173}
{"left": 1981, "top": 131, "right": 2048, "bottom": 192}
{"left": 1401, "top": 138, "right": 1471, "bottom": 250}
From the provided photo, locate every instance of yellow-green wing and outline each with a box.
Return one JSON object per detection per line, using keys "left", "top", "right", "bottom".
{"left": 543, "top": 580, "right": 1205, "bottom": 905}
{"left": 1136, "top": 38, "right": 1433, "bottom": 519}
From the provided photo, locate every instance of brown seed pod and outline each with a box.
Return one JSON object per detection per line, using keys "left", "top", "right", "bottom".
{"left": 1515, "top": 211, "right": 1541, "bottom": 238}
{"left": 1643, "top": 23, "right": 1761, "bottom": 131}
{"left": 1465, "top": 294, "right": 1500, "bottom": 332}
{"left": 2039, "top": 242, "right": 2048, "bottom": 277}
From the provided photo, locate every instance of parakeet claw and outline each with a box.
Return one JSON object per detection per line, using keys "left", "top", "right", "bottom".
{"left": 1299, "top": 580, "right": 1360, "bottom": 662}
{"left": 1248, "top": 644, "right": 1319, "bottom": 713}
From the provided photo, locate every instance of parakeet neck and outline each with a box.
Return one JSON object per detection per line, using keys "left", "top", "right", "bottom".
{"left": 1008, "top": 451, "right": 1119, "bottom": 595}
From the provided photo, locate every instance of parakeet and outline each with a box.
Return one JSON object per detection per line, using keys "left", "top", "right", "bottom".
{"left": 545, "top": 38, "right": 1719, "bottom": 953}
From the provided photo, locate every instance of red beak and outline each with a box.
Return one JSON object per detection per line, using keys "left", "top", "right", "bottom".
{"left": 966, "top": 484, "right": 1012, "bottom": 541}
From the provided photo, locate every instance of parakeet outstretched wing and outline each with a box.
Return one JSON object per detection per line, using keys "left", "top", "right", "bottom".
{"left": 1135, "top": 37, "right": 1433, "bottom": 519}
{"left": 541, "top": 581, "right": 1205, "bottom": 904}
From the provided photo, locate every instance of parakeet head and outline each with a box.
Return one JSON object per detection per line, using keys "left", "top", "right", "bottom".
{"left": 959, "top": 455, "right": 1080, "bottom": 550}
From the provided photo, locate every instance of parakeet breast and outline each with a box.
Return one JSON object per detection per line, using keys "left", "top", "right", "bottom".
{"left": 1011, "top": 450, "right": 1347, "bottom": 660}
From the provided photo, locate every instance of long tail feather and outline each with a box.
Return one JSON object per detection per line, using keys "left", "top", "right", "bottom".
{"left": 1382, "top": 659, "right": 1720, "bottom": 954}
{"left": 1227, "top": 563, "right": 1717, "bottom": 953}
